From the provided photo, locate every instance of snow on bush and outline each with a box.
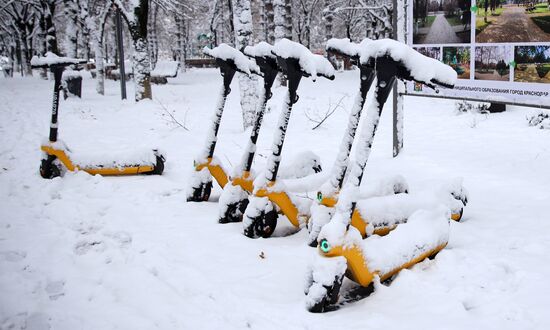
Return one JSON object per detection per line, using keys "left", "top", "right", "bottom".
{"left": 362, "top": 206, "right": 450, "bottom": 276}
{"left": 203, "top": 44, "right": 260, "bottom": 75}
{"left": 527, "top": 110, "right": 550, "bottom": 130}
{"left": 455, "top": 100, "right": 490, "bottom": 114}
{"left": 273, "top": 38, "right": 335, "bottom": 80}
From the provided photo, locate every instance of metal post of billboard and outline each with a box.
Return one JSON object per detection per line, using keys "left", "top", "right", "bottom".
{"left": 115, "top": 8, "right": 127, "bottom": 100}
{"left": 392, "top": 0, "right": 405, "bottom": 157}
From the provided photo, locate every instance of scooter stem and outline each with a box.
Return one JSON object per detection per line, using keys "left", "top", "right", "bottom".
{"left": 331, "top": 65, "right": 375, "bottom": 191}
{"left": 344, "top": 56, "right": 398, "bottom": 222}
{"left": 49, "top": 66, "right": 64, "bottom": 143}
{"left": 203, "top": 62, "right": 237, "bottom": 160}
{"left": 264, "top": 57, "right": 303, "bottom": 182}
{"left": 242, "top": 58, "right": 278, "bottom": 173}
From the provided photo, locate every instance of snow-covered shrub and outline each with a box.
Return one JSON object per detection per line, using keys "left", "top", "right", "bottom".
{"left": 455, "top": 100, "right": 490, "bottom": 114}
{"left": 526, "top": 111, "right": 550, "bottom": 130}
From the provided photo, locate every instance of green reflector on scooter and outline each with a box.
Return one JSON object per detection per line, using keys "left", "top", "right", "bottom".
{"left": 317, "top": 192, "right": 322, "bottom": 202}
{"left": 320, "top": 239, "right": 331, "bottom": 253}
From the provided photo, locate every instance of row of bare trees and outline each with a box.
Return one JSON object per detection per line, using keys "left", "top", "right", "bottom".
{"left": 0, "top": 0, "right": 394, "bottom": 112}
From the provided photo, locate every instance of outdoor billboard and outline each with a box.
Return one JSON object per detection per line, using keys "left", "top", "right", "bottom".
{"left": 406, "top": 0, "right": 550, "bottom": 108}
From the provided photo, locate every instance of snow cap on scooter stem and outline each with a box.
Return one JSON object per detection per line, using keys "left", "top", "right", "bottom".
{"left": 358, "top": 39, "right": 457, "bottom": 89}
{"left": 272, "top": 38, "right": 335, "bottom": 81}
{"left": 203, "top": 44, "right": 261, "bottom": 76}
{"left": 30, "top": 52, "right": 86, "bottom": 68}
{"left": 325, "top": 38, "right": 372, "bottom": 60}
{"left": 243, "top": 42, "right": 276, "bottom": 60}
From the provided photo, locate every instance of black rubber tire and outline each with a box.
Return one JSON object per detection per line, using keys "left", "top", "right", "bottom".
{"left": 308, "top": 239, "right": 318, "bottom": 248}
{"left": 219, "top": 198, "right": 249, "bottom": 224}
{"left": 243, "top": 208, "right": 278, "bottom": 238}
{"left": 39, "top": 158, "right": 61, "bottom": 179}
{"left": 147, "top": 155, "right": 165, "bottom": 175}
{"left": 187, "top": 181, "right": 213, "bottom": 202}
{"left": 308, "top": 274, "right": 344, "bottom": 313}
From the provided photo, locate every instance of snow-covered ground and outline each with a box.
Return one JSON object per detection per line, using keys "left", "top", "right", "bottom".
{"left": 1, "top": 69, "right": 549, "bottom": 329}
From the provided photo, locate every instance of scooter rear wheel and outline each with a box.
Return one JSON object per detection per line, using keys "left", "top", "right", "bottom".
{"left": 219, "top": 198, "right": 249, "bottom": 223}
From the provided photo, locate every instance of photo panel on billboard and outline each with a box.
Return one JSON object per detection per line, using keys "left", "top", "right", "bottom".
{"left": 514, "top": 45, "right": 550, "bottom": 84}
{"left": 407, "top": 0, "right": 550, "bottom": 107}
{"left": 475, "top": 1, "right": 550, "bottom": 43}
{"left": 413, "top": 0, "right": 472, "bottom": 44}
{"left": 474, "top": 45, "right": 511, "bottom": 81}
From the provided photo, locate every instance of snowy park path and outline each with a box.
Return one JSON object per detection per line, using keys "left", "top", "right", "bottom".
{"left": 424, "top": 14, "right": 461, "bottom": 44}
{"left": 1, "top": 71, "right": 550, "bottom": 329}
{"left": 476, "top": 6, "right": 550, "bottom": 43}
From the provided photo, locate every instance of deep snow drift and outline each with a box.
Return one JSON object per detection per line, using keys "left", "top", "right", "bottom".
{"left": 1, "top": 69, "right": 550, "bottom": 329}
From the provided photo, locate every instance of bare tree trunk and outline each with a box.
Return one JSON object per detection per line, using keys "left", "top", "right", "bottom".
{"left": 232, "top": 0, "right": 259, "bottom": 130}
{"left": 127, "top": 0, "right": 153, "bottom": 101}
{"left": 63, "top": 0, "right": 78, "bottom": 58}
{"left": 147, "top": 1, "right": 159, "bottom": 70}
{"left": 324, "top": 0, "right": 333, "bottom": 41}
{"left": 174, "top": 2, "right": 186, "bottom": 71}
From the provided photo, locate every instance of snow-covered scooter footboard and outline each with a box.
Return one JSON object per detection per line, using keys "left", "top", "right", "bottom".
{"left": 306, "top": 206, "right": 450, "bottom": 312}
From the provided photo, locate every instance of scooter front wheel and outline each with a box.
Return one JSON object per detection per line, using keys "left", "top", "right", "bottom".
{"left": 243, "top": 207, "right": 278, "bottom": 238}
{"left": 39, "top": 158, "right": 61, "bottom": 179}
{"left": 147, "top": 154, "right": 165, "bottom": 175}
{"left": 307, "top": 274, "right": 344, "bottom": 313}
{"left": 187, "top": 182, "right": 213, "bottom": 202}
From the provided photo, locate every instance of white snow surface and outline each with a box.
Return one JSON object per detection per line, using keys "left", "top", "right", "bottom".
{"left": 359, "top": 39, "right": 457, "bottom": 87}
{"left": 1, "top": 68, "right": 550, "bottom": 329}
{"left": 203, "top": 44, "right": 260, "bottom": 75}
{"left": 30, "top": 52, "right": 85, "bottom": 67}
{"left": 273, "top": 38, "right": 335, "bottom": 80}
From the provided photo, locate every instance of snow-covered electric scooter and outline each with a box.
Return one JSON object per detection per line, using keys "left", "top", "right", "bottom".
{"left": 32, "top": 53, "right": 165, "bottom": 179}
{"left": 187, "top": 44, "right": 262, "bottom": 202}
{"left": 242, "top": 39, "right": 409, "bottom": 240}
{"left": 304, "top": 39, "right": 462, "bottom": 312}
{"left": 306, "top": 39, "right": 467, "bottom": 246}
{"left": 218, "top": 42, "right": 280, "bottom": 223}
{"left": 242, "top": 39, "right": 335, "bottom": 238}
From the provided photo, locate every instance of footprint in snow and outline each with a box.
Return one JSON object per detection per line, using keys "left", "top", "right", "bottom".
{"left": 45, "top": 280, "right": 65, "bottom": 301}
{"left": 104, "top": 231, "right": 132, "bottom": 248}
{"left": 73, "top": 240, "right": 105, "bottom": 255}
{"left": 0, "top": 250, "right": 27, "bottom": 262}
{"left": 2, "top": 312, "right": 51, "bottom": 330}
